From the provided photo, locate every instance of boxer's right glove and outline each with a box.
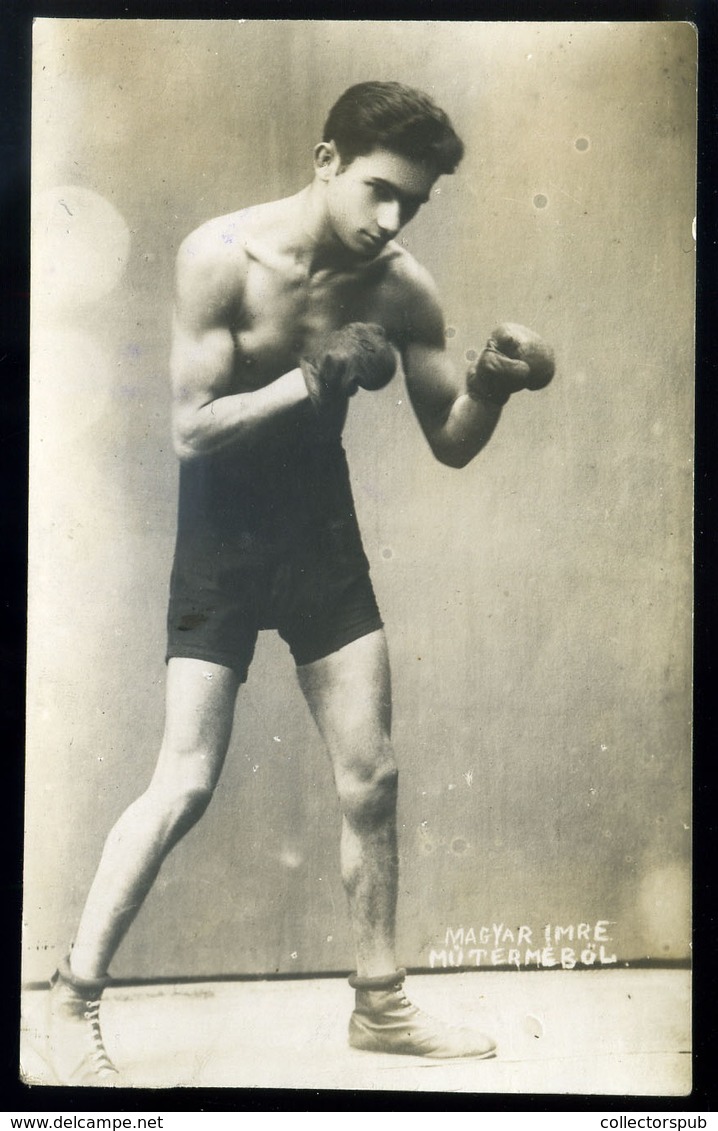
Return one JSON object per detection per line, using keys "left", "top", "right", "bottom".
{"left": 300, "top": 322, "right": 397, "bottom": 423}
{"left": 467, "top": 322, "right": 555, "bottom": 406}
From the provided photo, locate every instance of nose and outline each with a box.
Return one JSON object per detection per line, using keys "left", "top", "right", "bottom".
{"left": 376, "top": 200, "right": 401, "bottom": 238}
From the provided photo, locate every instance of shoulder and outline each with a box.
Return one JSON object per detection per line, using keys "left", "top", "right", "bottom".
{"left": 174, "top": 211, "right": 257, "bottom": 324}
{"left": 381, "top": 243, "right": 438, "bottom": 297}
{"left": 378, "top": 245, "right": 445, "bottom": 345}
{"left": 176, "top": 212, "right": 251, "bottom": 290}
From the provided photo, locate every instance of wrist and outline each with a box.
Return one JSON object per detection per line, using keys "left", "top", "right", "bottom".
{"left": 466, "top": 361, "right": 512, "bottom": 407}
{"left": 299, "top": 358, "right": 325, "bottom": 414}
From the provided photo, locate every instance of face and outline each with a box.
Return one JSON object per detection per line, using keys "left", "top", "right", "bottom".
{"left": 317, "top": 145, "right": 437, "bottom": 257}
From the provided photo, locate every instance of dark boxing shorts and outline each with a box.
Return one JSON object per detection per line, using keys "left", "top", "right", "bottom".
{"left": 167, "top": 560, "right": 383, "bottom": 682}
{"left": 165, "top": 423, "right": 383, "bottom": 682}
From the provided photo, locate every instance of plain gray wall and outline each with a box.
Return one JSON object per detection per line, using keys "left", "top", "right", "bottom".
{"left": 25, "top": 20, "right": 694, "bottom": 981}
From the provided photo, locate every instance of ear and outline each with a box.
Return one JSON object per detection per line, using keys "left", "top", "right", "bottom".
{"left": 313, "top": 141, "right": 340, "bottom": 180}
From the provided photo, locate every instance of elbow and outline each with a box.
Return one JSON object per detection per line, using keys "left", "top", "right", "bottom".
{"left": 173, "top": 436, "right": 201, "bottom": 462}
{"left": 172, "top": 413, "right": 206, "bottom": 462}
{"left": 431, "top": 441, "right": 475, "bottom": 470}
{"left": 439, "top": 450, "right": 473, "bottom": 470}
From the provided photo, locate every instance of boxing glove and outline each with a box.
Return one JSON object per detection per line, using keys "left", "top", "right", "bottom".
{"left": 301, "top": 322, "right": 397, "bottom": 418}
{"left": 467, "top": 323, "right": 555, "bottom": 406}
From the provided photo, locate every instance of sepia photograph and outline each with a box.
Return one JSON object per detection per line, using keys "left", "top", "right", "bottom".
{"left": 21, "top": 19, "right": 695, "bottom": 1096}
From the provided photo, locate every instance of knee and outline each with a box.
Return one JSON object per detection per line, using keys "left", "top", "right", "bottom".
{"left": 172, "top": 783, "right": 214, "bottom": 828}
{"left": 145, "top": 774, "right": 215, "bottom": 839}
{"left": 337, "top": 744, "right": 398, "bottom": 829}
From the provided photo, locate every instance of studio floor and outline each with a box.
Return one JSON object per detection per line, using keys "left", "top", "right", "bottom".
{"left": 20, "top": 968, "right": 690, "bottom": 1096}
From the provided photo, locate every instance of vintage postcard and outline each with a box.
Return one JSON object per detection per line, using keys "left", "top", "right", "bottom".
{"left": 22, "top": 19, "right": 695, "bottom": 1095}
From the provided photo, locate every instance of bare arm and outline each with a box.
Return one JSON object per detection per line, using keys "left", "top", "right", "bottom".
{"left": 401, "top": 269, "right": 502, "bottom": 469}
{"left": 169, "top": 230, "right": 307, "bottom": 461}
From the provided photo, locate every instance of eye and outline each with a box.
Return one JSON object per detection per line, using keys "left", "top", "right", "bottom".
{"left": 370, "top": 182, "right": 394, "bottom": 202}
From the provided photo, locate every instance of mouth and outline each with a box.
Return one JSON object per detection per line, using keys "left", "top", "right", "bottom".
{"left": 360, "top": 232, "right": 385, "bottom": 251}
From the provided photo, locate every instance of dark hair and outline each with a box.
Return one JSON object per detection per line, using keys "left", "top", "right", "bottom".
{"left": 323, "top": 81, "right": 464, "bottom": 175}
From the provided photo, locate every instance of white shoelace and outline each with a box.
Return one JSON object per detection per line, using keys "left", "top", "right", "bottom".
{"left": 83, "top": 999, "right": 117, "bottom": 1076}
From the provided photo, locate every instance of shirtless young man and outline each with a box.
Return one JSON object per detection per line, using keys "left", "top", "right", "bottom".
{"left": 46, "top": 81, "right": 554, "bottom": 1085}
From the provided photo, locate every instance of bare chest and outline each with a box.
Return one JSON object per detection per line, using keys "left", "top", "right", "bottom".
{"left": 230, "top": 257, "right": 392, "bottom": 390}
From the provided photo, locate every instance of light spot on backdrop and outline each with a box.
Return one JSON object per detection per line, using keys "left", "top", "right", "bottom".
{"left": 30, "top": 187, "right": 133, "bottom": 587}
{"left": 31, "top": 185, "right": 133, "bottom": 461}
{"left": 637, "top": 861, "right": 691, "bottom": 957}
{"left": 32, "top": 324, "right": 115, "bottom": 434}
{"left": 32, "top": 185, "right": 131, "bottom": 310}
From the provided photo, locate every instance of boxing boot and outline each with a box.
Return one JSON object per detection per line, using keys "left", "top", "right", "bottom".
{"left": 46, "top": 956, "right": 123, "bottom": 1086}
{"left": 348, "top": 968, "right": 496, "bottom": 1059}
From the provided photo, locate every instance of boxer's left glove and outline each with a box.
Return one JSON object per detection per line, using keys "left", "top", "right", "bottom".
{"left": 300, "top": 323, "right": 397, "bottom": 423}
{"left": 467, "top": 322, "right": 555, "bottom": 406}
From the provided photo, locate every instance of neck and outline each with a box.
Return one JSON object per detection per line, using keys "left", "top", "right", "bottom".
{"left": 292, "top": 181, "right": 359, "bottom": 274}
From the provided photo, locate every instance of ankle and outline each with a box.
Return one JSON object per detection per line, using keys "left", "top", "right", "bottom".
{"left": 58, "top": 954, "right": 111, "bottom": 995}
{"left": 349, "top": 967, "right": 406, "bottom": 991}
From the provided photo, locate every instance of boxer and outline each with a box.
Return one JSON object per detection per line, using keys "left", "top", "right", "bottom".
{"left": 46, "top": 81, "right": 554, "bottom": 1085}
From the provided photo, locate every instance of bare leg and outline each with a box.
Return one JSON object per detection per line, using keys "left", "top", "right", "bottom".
{"left": 296, "top": 629, "right": 398, "bottom": 979}
{"left": 298, "top": 630, "right": 496, "bottom": 1059}
{"left": 70, "top": 658, "right": 240, "bottom": 980}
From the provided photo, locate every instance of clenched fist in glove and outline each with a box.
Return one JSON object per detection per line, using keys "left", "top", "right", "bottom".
{"left": 300, "top": 322, "right": 397, "bottom": 422}
{"left": 467, "top": 323, "right": 555, "bottom": 407}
